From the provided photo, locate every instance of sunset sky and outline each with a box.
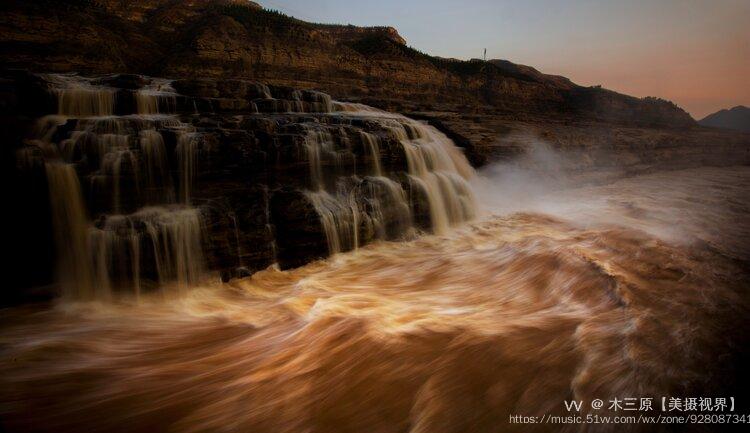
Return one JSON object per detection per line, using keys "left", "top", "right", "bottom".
{"left": 259, "top": 0, "right": 749, "bottom": 119}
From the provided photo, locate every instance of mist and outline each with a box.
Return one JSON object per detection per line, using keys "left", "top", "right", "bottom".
{"left": 473, "top": 139, "right": 750, "bottom": 259}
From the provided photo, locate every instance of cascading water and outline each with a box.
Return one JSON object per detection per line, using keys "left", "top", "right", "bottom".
{"left": 301, "top": 104, "right": 477, "bottom": 255}
{"left": 139, "top": 129, "right": 175, "bottom": 204}
{"left": 26, "top": 74, "right": 209, "bottom": 300}
{"left": 135, "top": 78, "right": 178, "bottom": 115}
{"left": 360, "top": 131, "right": 383, "bottom": 176}
{"left": 17, "top": 73, "right": 479, "bottom": 299}
{"left": 302, "top": 124, "right": 399, "bottom": 255}
{"left": 305, "top": 189, "right": 359, "bottom": 254}
{"left": 90, "top": 207, "right": 205, "bottom": 295}
{"left": 303, "top": 128, "right": 333, "bottom": 190}
{"left": 359, "top": 175, "right": 412, "bottom": 240}
{"left": 44, "top": 162, "right": 97, "bottom": 299}
{"left": 176, "top": 132, "right": 202, "bottom": 205}
{"left": 302, "top": 125, "right": 360, "bottom": 254}
{"left": 44, "top": 73, "right": 116, "bottom": 117}
{"left": 382, "top": 118, "right": 477, "bottom": 234}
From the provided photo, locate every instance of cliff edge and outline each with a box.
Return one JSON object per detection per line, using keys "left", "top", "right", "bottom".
{"left": 0, "top": 0, "right": 694, "bottom": 129}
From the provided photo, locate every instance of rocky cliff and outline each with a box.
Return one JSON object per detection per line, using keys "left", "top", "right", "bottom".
{"left": 1, "top": 0, "right": 695, "bottom": 128}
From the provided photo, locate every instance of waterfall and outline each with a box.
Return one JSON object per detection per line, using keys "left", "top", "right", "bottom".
{"left": 17, "top": 73, "right": 479, "bottom": 299}
{"left": 56, "top": 86, "right": 115, "bottom": 117}
{"left": 23, "top": 74, "right": 210, "bottom": 300}
{"left": 303, "top": 127, "right": 360, "bottom": 253}
{"left": 308, "top": 91, "right": 333, "bottom": 113}
{"left": 176, "top": 132, "right": 201, "bottom": 204}
{"left": 89, "top": 216, "right": 140, "bottom": 299}
{"left": 304, "top": 128, "right": 343, "bottom": 190}
{"left": 305, "top": 189, "right": 359, "bottom": 254}
{"left": 44, "top": 74, "right": 116, "bottom": 117}
{"left": 135, "top": 79, "right": 178, "bottom": 115}
{"left": 256, "top": 83, "right": 272, "bottom": 99}
{"left": 304, "top": 129, "right": 326, "bottom": 190}
{"left": 139, "top": 129, "right": 175, "bottom": 204}
{"left": 47, "top": 115, "right": 190, "bottom": 214}
{"left": 300, "top": 104, "right": 476, "bottom": 255}
{"left": 101, "top": 145, "right": 140, "bottom": 214}
{"left": 360, "top": 131, "right": 383, "bottom": 176}
{"left": 305, "top": 175, "right": 417, "bottom": 256}
{"left": 44, "top": 161, "right": 206, "bottom": 300}
{"left": 145, "top": 207, "right": 204, "bottom": 289}
{"left": 228, "top": 212, "right": 243, "bottom": 268}
{"left": 45, "top": 162, "right": 97, "bottom": 299}
{"left": 87, "top": 206, "right": 206, "bottom": 297}
{"left": 360, "top": 176, "right": 413, "bottom": 239}
{"left": 382, "top": 119, "right": 476, "bottom": 234}
{"left": 301, "top": 125, "right": 351, "bottom": 250}
{"left": 135, "top": 92, "right": 159, "bottom": 115}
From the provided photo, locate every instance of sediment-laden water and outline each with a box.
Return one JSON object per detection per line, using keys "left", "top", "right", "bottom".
{"left": 1, "top": 162, "right": 748, "bottom": 432}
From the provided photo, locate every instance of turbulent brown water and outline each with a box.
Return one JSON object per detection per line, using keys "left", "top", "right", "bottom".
{"left": 2, "top": 159, "right": 750, "bottom": 431}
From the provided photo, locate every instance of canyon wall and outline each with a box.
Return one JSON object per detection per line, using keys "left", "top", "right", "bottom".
{"left": 0, "top": 0, "right": 695, "bottom": 128}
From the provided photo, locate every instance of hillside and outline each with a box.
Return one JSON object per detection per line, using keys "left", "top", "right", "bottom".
{"left": 0, "top": 0, "right": 695, "bottom": 129}
{"left": 2, "top": 0, "right": 748, "bottom": 172}
{"left": 699, "top": 106, "right": 750, "bottom": 133}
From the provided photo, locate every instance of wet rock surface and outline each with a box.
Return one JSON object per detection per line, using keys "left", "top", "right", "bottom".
{"left": 5, "top": 72, "right": 476, "bottom": 301}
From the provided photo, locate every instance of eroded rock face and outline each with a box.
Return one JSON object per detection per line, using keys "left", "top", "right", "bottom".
{"left": 5, "top": 72, "right": 477, "bottom": 301}
{"left": 0, "top": 0, "right": 695, "bottom": 128}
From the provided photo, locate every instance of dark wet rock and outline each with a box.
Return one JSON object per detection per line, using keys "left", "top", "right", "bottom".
{"left": 270, "top": 188, "right": 328, "bottom": 269}
{"left": 5, "top": 72, "right": 439, "bottom": 296}
{"left": 94, "top": 74, "right": 149, "bottom": 90}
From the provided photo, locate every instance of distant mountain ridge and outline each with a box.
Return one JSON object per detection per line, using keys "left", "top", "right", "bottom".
{"left": 699, "top": 106, "right": 750, "bottom": 133}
